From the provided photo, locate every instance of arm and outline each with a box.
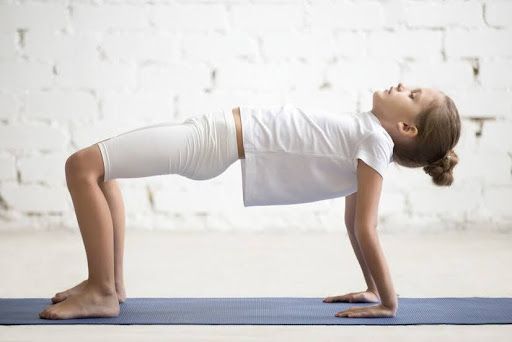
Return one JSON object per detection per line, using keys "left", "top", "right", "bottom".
{"left": 344, "top": 192, "right": 378, "bottom": 293}
{"left": 352, "top": 159, "right": 397, "bottom": 311}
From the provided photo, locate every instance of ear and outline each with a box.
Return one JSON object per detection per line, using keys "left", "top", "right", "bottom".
{"left": 397, "top": 121, "right": 418, "bottom": 138}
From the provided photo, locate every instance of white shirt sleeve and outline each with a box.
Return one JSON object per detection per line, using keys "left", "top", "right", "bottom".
{"left": 354, "top": 131, "right": 393, "bottom": 178}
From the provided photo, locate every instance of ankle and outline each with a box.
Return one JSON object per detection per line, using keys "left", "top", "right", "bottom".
{"left": 86, "top": 282, "right": 117, "bottom": 296}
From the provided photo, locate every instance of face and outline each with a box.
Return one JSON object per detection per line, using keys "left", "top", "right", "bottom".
{"left": 371, "top": 83, "right": 444, "bottom": 141}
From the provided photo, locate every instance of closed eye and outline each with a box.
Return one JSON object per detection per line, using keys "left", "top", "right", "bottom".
{"left": 410, "top": 88, "right": 421, "bottom": 100}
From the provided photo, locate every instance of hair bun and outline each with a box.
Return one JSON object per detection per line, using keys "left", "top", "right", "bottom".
{"left": 423, "top": 150, "right": 458, "bottom": 186}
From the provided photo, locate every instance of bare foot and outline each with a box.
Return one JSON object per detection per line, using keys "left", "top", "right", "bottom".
{"left": 52, "top": 279, "right": 127, "bottom": 304}
{"left": 115, "top": 282, "right": 127, "bottom": 303}
{"left": 40, "top": 284, "right": 120, "bottom": 320}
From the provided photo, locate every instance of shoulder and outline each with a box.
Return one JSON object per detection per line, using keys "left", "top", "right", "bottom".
{"left": 360, "top": 130, "right": 393, "bottom": 150}
{"left": 354, "top": 130, "right": 394, "bottom": 178}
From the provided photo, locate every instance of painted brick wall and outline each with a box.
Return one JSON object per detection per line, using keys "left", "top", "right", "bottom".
{"left": 0, "top": 0, "right": 511, "bottom": 233}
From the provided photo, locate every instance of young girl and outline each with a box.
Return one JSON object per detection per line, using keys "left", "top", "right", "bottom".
{"left": 39, "top": 82, "right": 461, "bottom": 320}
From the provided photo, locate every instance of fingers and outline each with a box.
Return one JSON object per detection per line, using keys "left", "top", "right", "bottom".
{"left": 335, "top": 304, "right": 395, "bottom": 318}
{"left": 335, "top": 306, "right": 360, "bottom": 317}
{"left": 335, "top": 306, "right": 374, "bottom": 318}
{"left": 323, "top": 292, "right": 355, "bottom": 303}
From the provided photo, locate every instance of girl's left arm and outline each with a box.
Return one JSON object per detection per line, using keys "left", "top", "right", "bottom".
{"left": 335, "top": 159, "right": 398, "bottom": 318}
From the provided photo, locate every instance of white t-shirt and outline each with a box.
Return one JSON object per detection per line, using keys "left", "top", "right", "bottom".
{"left": 239, "top": 103, "right": 395, "bottom": 207}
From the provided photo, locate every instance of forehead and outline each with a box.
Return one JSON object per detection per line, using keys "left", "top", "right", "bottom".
{"left": 417, "top": 87, "right": 443, "bottom": 102}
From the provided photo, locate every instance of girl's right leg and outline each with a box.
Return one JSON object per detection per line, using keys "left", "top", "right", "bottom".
{"left": 51, "top": 179, "right": 127, "bottom": 304}
{"left": 41, "top": 108, "right": 239, "bottom": 319}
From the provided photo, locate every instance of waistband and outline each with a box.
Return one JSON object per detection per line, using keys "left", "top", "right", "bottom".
{"left": 222, "top": 107, "right": 239, "bottom": 160}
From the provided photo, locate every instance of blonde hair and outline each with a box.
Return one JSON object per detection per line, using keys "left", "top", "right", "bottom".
{"left": 392, "top": 93, "right": 461, "bottom": 186}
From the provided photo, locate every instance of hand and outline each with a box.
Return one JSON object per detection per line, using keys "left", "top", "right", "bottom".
{"left": 323, "top": 289, "right": 380, "bottom": 304}
{"left": 335, "top": 303, "right": 397, "bottom": 318}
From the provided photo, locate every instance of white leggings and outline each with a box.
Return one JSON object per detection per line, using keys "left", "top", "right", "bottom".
{"left": 96, "top": 108, "right": 239, "bottom": 182}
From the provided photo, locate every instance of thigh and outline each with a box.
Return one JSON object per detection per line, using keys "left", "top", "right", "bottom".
{"left": 97, "top": 121, "right": 198, "bottom": 182}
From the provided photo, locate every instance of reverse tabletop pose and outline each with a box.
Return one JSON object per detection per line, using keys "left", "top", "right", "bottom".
{"left": 39, "top": 83, "right": 461, "bottom": 319}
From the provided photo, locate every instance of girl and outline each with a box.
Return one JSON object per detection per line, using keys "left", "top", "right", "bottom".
{"left": 39, "top": 82, "right": 461, "bottom": 320}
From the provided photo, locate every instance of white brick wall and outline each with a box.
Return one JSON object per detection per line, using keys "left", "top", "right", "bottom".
{"left": 0, "top": 0, "right": 511, "bottom": 232}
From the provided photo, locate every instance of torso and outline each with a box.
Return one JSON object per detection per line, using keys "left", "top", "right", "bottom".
{"left": 232, "top": 107, "right": 245, "bottom": 159}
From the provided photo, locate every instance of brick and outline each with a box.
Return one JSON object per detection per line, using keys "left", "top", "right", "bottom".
{"left": 379, "top": 191, "right": 407, "bottom": 217}
{"left": 485, "top": 0, "right": 512, "bottom": 27}
{"left": 325, "top": 60, "right": 400, "bottom": 90}
{"left": 137, "top": 63, "right": 210, "bottom": 92}
{"left": 0, "top": 61, "right": 53, "bottom": 90}
{"left": 401, "top": 60, "right": 474, "bottom": 89}
{"left": 0, "top": 92, "right": 19, "bottom": 120}
{"left": 182, "top": 31, "right": 258, "bottom": 63}
{"left": 100, "top": 32, "right": 179, "bottom": 63}
{"left": 121, "top": 186, "right": 152, "bottom": 215}
{"left": 216, "top": 61, "right": 290, "bottom": 91}
{"left": 447, "top": 88, "right": 512, "bottom": 120}
{"left": 150, "top": 4, "right": 227, "bottom": 31}
{"left": 153, "top": 178, "right": 236, "bottom": 213}
{"left": 1, "top": 182, "right": 68, "bottom": 212}
{"left": 482, "top": 185, "right": 512, "bottom": 219}
{"left": 446, "top": 29, "right": 512, "bottom": 57}
{"left": 0, "top": 155, "right": 16, "bottom": 180}
{"left": 232, "top": 3, "right": 303, "bottom": 31}
{"left": 71, "top": 3, "right": 149, "bottom": 31}
{"left": 261, "top": 31, "right": 337, "bottom": 62}
{"left": 282, "top": 90, "right": 358, "bottom": 116}
{"left": 0, "top": 3, "right": 69, "bottom": 33}
{"left": 457, "top": 148, "right": 511, "bottom": 186}
{"left": 332, "top": 32, "right": 366, "bottom": 57}
{"left": 480, "top": 119, "right": 512, "bottom": 152}
{"left": 367, "top": 30, "right": 442, "bottom": 58}
{"left": 479, "top": 59, "right": 512, "bottom": 88}
{"left": 55, "top": 60, "right": 136, "bottom": 90}
{"left": 70, "top": 119, "right": 142, "bottom": 149}
{"left": 404, "top": 1, "right": 483, "bottom": 28}
{"left": 408, "top": 182, "right": 481, "bottom": 217}
{"left": 17, "top": 152, "right": 68, "bottom": 184}
{"left": 24, "top": 90, "right": 97, "bottom": 122}
{"left": 309, "top": 2, "right": 384, "bottom": 30}
{"left": 0, "top": 123, "right": 67, "bottom": 150}
{"left": 0, "top": 32, "right": 17, "bottom": 59}
{"left": 23, "top": 31, "right": 99, "bottom": 63}
{"left": 100, "top": 90, "right": 175, "bottom": 122}
{"left": 175, "top": 89, "right": 283, "bottom": 121}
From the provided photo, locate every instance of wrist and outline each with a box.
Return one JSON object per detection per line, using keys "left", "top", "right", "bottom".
{"left": 381, "top": 298, "right": 398, "bottom": 311}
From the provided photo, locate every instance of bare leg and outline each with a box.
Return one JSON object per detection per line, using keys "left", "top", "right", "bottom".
{"left": 40, "top": 145, "right": 120, "bottom": 319}
{"left": 51, "top": 177, "right": 127, "bottom": 304}
{"left": 101, "top": 179, "right": 127, "bottom": 301}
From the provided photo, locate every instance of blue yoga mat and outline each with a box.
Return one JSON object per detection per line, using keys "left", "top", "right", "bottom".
{"left": 1, "top": 297, "right": 511, "bottom": 325}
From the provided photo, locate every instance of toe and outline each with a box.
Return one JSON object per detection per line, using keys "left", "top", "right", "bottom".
{"left": 39, "top": 309, "right": 49, "bottom": 319}
{"left": 46, "top": 310, "right": 56, "bottom": 319}
{"left": 51, "top": 295, "right": 62, "bottom": 304}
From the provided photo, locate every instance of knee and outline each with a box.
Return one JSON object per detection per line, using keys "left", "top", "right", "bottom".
{"left": 65, "top": 150, "right": 97, "bottom": 186}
